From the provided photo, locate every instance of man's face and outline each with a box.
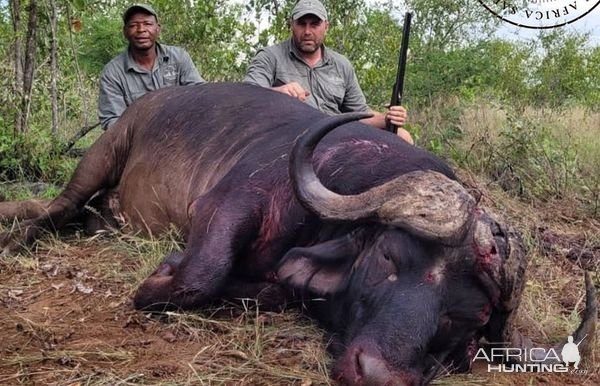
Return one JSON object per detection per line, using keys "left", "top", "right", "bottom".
{"left": 291, "top": 14, "right": 329, "bottom": 54}
{"left": 123, "top": 12, "right": 160, "bottom": 51}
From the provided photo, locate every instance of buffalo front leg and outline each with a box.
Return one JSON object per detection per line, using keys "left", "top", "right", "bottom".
{"left": 136, "top": 251, "right": 291, "bottom": 310}
{"left": 133, "top": 193, "right": 261, "bottom": 311}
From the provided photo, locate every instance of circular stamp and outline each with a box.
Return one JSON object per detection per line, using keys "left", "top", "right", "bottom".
{"left": 477, "top": 0, "right": 600, "bottom": 29}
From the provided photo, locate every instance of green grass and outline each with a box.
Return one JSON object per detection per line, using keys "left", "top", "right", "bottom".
{"left": 107, "top": 228, "right": 184, "bottom": 286}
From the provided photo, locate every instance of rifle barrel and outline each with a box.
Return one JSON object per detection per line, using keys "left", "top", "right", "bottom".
{"left": 386, "top": 12, "right": 412, "bottom": 133}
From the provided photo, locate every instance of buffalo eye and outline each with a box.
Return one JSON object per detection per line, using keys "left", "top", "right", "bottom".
{"left": 439, "top": 314, "right": 452, "bottom": 331}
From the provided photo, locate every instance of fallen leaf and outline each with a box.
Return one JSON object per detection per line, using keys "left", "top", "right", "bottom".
{"left": 161, "top": 331, "right": 177, "bottom": 343}
{"left": 51, "top": 283, "right": 65, "bottom": 290}
{"left": 8, "top": 289, "right": 24, "bottom": 299}
{"left": 75, "top": 282, "right": 93, "bottom": 294}
{"left": 41, "top": 263, "right": 59, "bottom": 277}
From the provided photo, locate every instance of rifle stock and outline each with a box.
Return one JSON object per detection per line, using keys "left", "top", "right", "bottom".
{"left": 386, "top": 12, "right": 412, "bottom": 133}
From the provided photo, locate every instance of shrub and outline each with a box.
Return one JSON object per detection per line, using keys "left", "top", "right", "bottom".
{"left": 425, "top": 100, "right": 600, "bottom": 218}
{"left": 0, "top": 127, "right": 76, "bottom": 185}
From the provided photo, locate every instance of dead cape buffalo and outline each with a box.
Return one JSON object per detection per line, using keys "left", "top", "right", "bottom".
{"left": 0, "top": 83, "right": 596, "bottom": 386}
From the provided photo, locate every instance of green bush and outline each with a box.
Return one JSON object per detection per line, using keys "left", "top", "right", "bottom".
{"left": 0, "top": 127, "right": 76, "bottom": 184}
{"left": 77, "top": 13, "right": 126, "bottom": 76}
{"left": 486, "top": 116, "right": 578, "bottom": 200}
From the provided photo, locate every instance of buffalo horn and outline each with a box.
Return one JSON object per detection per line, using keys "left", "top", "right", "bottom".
{"left": 290, "top": 113, "right": 475, "bottom": 243}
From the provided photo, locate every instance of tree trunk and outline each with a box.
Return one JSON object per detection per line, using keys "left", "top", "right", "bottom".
{"left": 66, "top": 3, "right": 89, "bottom": 127}
{"left": 9, "top": 0, "right": 23, "bottom": 135}
{"left": 48, "top": 0, "right": 59, "bottom": 135}
{"left": 19, "top": 0, "right": 38, "bottom": 133}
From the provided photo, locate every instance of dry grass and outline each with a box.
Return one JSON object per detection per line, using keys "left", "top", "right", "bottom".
{"left": 412, "top": 100, "right": 600, "bottom": 219}
{"left": 0, "top": 225, "right": 335, "bottom": 386}
{"left": 108, "top": 228, "right": 184, "bottom": 285}
{"left": 163, "top": 308, "right": 331, "bottom": 385}
{"left": 457, "top": 104, "right": 600, "bottom": 149}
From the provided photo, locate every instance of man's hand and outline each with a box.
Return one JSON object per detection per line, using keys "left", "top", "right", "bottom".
{"left": 385, "top": 105, "right": 407, "bottom": 127}
{"left": 360, "top": 107, "right": 413, "bottom": 145}
{"left": 272, "top": 82, "right": 310, "bottom": 101}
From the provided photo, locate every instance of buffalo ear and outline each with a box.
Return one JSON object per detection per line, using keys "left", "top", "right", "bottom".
{"left": 483, "top": 228, "right": 529, "bottom": 344}
{"left": 277, "top": 234, "right": 360, "bottom": 296}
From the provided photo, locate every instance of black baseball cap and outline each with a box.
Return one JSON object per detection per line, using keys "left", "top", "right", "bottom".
{"left": 123, "top": 4, "right": 158, "bottom": 24}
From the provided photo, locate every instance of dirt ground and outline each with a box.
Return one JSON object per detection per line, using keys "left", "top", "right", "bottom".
{"left": 0, "top": 216, "right": 598, "bottom": 385}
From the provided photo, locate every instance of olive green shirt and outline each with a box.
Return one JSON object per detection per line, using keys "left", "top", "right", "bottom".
{"left": 98, "top": 43, "right": 205, "bottom": 129}
{"left": 243, "top": 39, "right": 369, "bottom": 116}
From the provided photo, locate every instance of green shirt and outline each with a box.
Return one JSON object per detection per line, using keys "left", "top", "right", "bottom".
{"left": 98, "top": 43, "right": 205, "bottom": 129}
{"left": 243, "top": 39, "right": 369, "bottom": 116}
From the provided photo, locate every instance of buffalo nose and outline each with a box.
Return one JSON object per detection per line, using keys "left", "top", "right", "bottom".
{"left": 338, "top": 350, "right": 418, "bottom": 386}
{"left": 358, "top": 351, "right": 416, "bottom": 386}
{"left": 359, "top": 351, "right": 392, "bottom": 385}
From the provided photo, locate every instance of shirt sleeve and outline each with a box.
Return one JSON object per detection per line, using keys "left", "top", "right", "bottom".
{"left": 243, "top": 49, "right": 276, "bottom": 87}
{"left": 98, "top": 68, "right": 127, "bottom": 130}
{"left": 341, "top": 65, "right": 369, "bottom": 113}
{"left": 178, "top": 50, "right": 205, "bottom": 85}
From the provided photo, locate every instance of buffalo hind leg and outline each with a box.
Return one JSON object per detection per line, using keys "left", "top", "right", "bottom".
{"left": 0, "top": 125, "right": 131, "bottom": 255}
{"left": 82, "top": 189, "right": 122, "bottom": 235}
{"left": 0, "top": 199, "right": 51, "bottom": 222}
{"left": 0, "top": 190, "right": 120, "bottom": 254}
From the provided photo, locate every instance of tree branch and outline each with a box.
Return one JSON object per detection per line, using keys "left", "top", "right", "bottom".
{"left": 61, "top": 121, "right": 100, "bottom": 155}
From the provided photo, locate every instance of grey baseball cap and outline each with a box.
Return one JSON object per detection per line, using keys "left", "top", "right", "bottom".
{"left": 123, "top": 4, "right": 158, "bottom": 23}
{"left": 291, "top": 0, "right": 328, "bottom": 21}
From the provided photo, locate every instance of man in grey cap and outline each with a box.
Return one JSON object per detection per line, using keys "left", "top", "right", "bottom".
{"left": 98, "top": 4, "right": 205, "bottom": 130}
{"left": 244, "top": 0, "right": 413, "bottom": 144}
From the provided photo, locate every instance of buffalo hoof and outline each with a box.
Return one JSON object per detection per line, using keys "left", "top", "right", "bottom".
{"left": 133, "top": 275, "right": 176, "bottom": 312}
{"left": 161, "top": 251, "right": 185, "bottom": 268}
{"left": 0, "top": 231, "right": 26, "bottom": 257}
{"left": 149, "top": 251, "right": 185, "bottom": 277}
{"left": 0, "top": 221, "right": 43, "bottom": 257}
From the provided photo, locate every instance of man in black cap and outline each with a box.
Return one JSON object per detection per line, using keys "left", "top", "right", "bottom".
{"left": 98, "top": 4, "right": 205, "bottom": 130}
{"left": 244, "top": 0, "right": 413, "bottom": 144}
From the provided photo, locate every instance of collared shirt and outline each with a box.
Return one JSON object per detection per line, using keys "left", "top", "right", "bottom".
{"left": 98, "top": 43, "right": 205, "bottom": 129}
{"left": 243, "top": 39, "right": 369, "bottom": 116}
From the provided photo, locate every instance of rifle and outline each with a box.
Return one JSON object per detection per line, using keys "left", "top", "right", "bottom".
{"left": 386, "top": 12, "right": 412, "bottom": 133}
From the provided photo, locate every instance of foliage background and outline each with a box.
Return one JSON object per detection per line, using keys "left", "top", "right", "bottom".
{"left": 0, "top": 0, "right": 599, "bottom": 218}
